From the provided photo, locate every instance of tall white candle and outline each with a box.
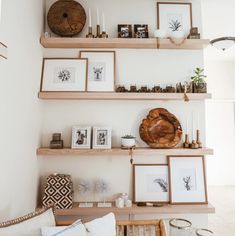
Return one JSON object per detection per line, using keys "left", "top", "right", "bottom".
{"left": 197, "top": 114, "right": 200, "bottom": 130}
{"left": 0, "top": 0, "right": 2, "bottom": 24}
{"left": 96, "top": 8, "right": 100, "bottom": 25}
{"left": 89, "top": 8, "right": 92, "bottom": 27}
{"left": 192, "top": 112, "right": 194, "bottom": 140}
{"left": 186, "top": 117, "right": 189, "bottom": 134}
{"left": 102, "top": 13, "right": 105, "bottom": 32}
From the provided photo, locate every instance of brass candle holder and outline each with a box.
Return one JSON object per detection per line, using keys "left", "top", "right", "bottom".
{"left": 86, "top": 26, "right": 95, "bottom": 38}
{"left": 196, "top": 129, "right": 202, "bottom": 148}
{"left": 183, "top": 134, "right": 190, "bottom": 148}
{"left": 101, "top": 31, "right": 108, "bottom": 38}
{"left": 96, "top": 25, "right": 101, "bottom": 38}
{"left": 191, "top": 140, "right": 199, "bottom": 149}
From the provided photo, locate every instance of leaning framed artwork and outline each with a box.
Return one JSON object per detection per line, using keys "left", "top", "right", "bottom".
{"left": 71, "top": 126, "right": 91, "bottom": 149}
{"left": 92, "top": 126, "right": 112, "bottom": 149}
{"left": 79, "top": 51, "right": 116, "bottom": 92}
{"left": 134, "top": 164, "right": 169, "bottom": 203}
{"left": 157, "top": 2, "right": 192, "bottom": 35}
{"left": 168, "top": 156, "right": 208, "bottom": 204}
{"left": 40, "top": 58, "right": 88, "bottom": 92}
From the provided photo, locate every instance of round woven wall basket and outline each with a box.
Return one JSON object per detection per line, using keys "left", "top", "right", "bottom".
{"left": 47, "top": 0, "right": 86, "bottom": 37}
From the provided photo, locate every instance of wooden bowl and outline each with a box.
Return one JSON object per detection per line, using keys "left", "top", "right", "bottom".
{"left": 139, "top": 108, "right": 182, "bottom": 148}
{"left": 47, "top": 0, "right": 86, "bottom": 37}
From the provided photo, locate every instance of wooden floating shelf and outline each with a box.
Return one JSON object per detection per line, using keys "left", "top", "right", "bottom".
{"left": 40, "top": 37, "right": 210, "bottom": 50}
{"left": 38, "top": 92, "right": 212, "bottom": 101}
{"left": 37, "top": 147, "right": 214, "bottom": 156}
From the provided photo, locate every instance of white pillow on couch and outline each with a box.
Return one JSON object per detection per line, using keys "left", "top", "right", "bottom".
{"left": 0, "top": 206, "right": 55, "bottom": 236}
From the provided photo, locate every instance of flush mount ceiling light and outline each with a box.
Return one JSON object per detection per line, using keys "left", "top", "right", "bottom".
{"left": 210, "top": 37, "right": 235, "bottom": 51}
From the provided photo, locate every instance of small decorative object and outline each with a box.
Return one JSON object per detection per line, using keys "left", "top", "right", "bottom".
{"left": 157, "top": 2, "right": 192, "bottom": 37}
{"left": 139, "top": 86, "right": 150, "bottom": 93}
{"left": 139, "top": 108, "right": 182, "bottom": 148}
{"left": 50, "top": 133, "right": 64, "bottom": 149}
{"left": 190, "top": 139, "right": 199, "bottom": 149}
{"left": 183, "top": 134, "right": 190, "bottom": 148}
{"left": 100, "top": 13, "right": 108, "bottom": 38}
{"left": 191, "top": 68, "right": 207, "bottom": 93}
{"left": 125, "top": 199, "right": 132, "bottom": 208}
{"left": 80, "top": 51, "right": 116, "bottom": 92}
{"left": 115, "top": 197, "right": 124, "bottom": 208}
{"left": 134, "top": 24, "right": 149, "bottom": 38}
{"left": 163, "top": 85, "right": 176, "bottom": 93}
{"left": 78, "top": 179, "right": 93, "bottom": 208}
{"left": 118, "top": 24, "right": 132, "bottom": 38}
{"left": 129, "top": 85, "right": 138, "bottom": 93}
{"left": 134, "top": 164, "right": 169, "bottom": 203}
{"left": 121, "top": 135, "right": 136, "bottom": 148}
{"left": 92, "top": 126, "right": 112, "bottom": 149}
{"left": 42, "top": 174, "right": 73, "bottom": 209}
{"left": 95, "top": 179, "right": 112, "bottom": 207}
{"left": 0, "top": 42, "right": 7, "bottom": 60}
{"left": 40, "top": 58, "right": 88, "bottom": 92}
{"left": 47, "top": 0, "right": 86, "bottom": 37}
{"left": 151, "top": 85, "right": 162, "bottom": 93}
{"left": 120, "top": 193, "right": 129, "bottom": 205}
{"left": 86, "top": 8, "right": 95, "bottom": 38}
{"left": 116, "top": 85, "right": 127, "bottom": 92}
{"left": 44, "top": 31, "right": 51, "bottom": 38}
{"left": 71, "top": 126, "right": 91, "bottom": 149}
{"left": 196, "top": 130, "right": 202, "bottom": 148}
{"left": 168, "top": 156, "right": 208, "bottom": 204}
{"left": 196, "top": 228, "right": 214, "bottom": 236}
{"left": 169, "top": 218, "right": 192, "bottom": 236}
{"left": 188, "top": 27, "right": 200, "bottom": 39}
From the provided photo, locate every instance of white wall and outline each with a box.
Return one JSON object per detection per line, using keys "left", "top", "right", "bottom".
{"left": 0, "top": 0, "right": 43, "bottom": 220}
{"left": 39, "top": 0, "right": 207, "bottom": 202}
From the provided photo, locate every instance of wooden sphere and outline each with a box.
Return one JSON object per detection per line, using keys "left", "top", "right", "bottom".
{"left": 47, "top": 0, "right": 86, "bottom": 37}
{"left": 139, "top": 108, "right": 182, "bottom": 148}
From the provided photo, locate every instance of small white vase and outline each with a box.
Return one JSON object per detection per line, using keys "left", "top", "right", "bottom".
{"left": 121, "top": 138, "right": 135, "bottom": 148}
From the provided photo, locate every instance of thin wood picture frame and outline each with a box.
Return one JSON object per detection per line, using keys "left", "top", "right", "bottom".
{"left": 40, "top": 58, "right": 88, "bottom": 92}
{"left": 79, "top": 51, "right": 116, "bottom": 92}
{"left": 133, "top": 164, "right": 170, "bottom": 204}
{"left": 168, "top": 155, "right": 208, "bottom": 205}
{"left": 0, "top": 42, "right": 8, "bottom": 59}
{"left": 157, "top": 2, "right": 193, "bottom": 33}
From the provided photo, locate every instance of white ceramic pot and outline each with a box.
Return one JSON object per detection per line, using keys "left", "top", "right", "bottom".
{"left": 170, "top": 30, "right": 187, "bottom": 39}
{"left": 121, "top": 138, "right": 135, "bottom": 148}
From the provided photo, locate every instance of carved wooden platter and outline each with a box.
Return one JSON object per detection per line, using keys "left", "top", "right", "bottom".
{"left": 47, "top": 0, "right": 86, "bottom": 37}
{"left": 139, "top": 108, "right": 182, "bottom": 148}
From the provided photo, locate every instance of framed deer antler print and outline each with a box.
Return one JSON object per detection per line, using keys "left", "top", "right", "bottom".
{"left": 168, "top": 156, "right": 208, "bottom": 205}
{"left": 80, "top": 51, "right": 116, "bottom": 92}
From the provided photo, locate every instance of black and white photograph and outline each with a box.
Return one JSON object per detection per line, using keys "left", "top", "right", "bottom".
{"left": 71, "top": 126, "right": 91, "bottom": 149}
{"left": 80, "top": 51, "right": 116, "bottom": 92}
{"left": 41, "top": 58, "right": 88, "bottom": 92}
{"left": 118, "top": 24, "right": 132, "bottom": 38}
{"left": 134, "top": 24, "right": 149, "bottom": 38}
{"left": 168, "top": 156, "right": 207, "bottom": 204}
{"left": 134, "top": 165, "right": 169, "bottom": 203}
{"left": 157, "top": 2, "right": 192, "bottom": 35}
{"left": 92, "top": 127, "right": 112, "bottom": 149}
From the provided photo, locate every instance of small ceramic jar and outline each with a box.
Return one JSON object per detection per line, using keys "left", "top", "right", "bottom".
{"left": 115, "top": 198, "right": 124, "bottom": 208}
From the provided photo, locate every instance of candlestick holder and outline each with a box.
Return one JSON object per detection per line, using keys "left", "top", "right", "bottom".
{"left": 196, "top": 129, "right": 202, "bottom": 148}
{"left": 96, "top": 25, "right": 101, "bottom": 38}
{"left": 86, "top": 26, "right": 95, "bottom": 38}
{"left": 191, "top": 140, "right": 199, "bottom": 149}
{"left": 183, "top": 134, "right": 190, "bottom": 148}
{"left": 101, "top": 31, "right": 108, "bottom": 38}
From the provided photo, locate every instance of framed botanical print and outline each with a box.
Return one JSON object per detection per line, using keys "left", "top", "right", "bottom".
{"left": 71, "top": 126, "right": 91, "bottom": 149}
{"left": 92, "top": 127, "right": 112, "bottom": 149}
{"left": 79, "top": 51, "right": 116, "bottom": 92}
{"left": 157, "top": 2, "right": 192, "bottom": 35}
{"left": 168, "top": 156, "right": 208, "bottom": 204}
{"left": 134, "top": 164, "right": 169, "bottom": 203}
{"left": 40, "top": 58, "right": 88, "bottom": 91}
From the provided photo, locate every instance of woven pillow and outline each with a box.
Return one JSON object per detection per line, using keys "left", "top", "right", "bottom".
{"left": 0, "top": 206, "right": 55, "bottom": 236}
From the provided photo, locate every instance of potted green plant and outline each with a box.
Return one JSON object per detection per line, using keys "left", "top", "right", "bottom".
{"left": 121, "top": 135, "right": 136, "bottom": 148}
{"left": 191, "top": 68, "right": 207, "bottom": 93}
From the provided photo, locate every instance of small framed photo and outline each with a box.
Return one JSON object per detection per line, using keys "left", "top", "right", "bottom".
{"left": 134, "top": 164, "right": 169, "bottom": 203}
{"left": 80, "top": 51, "right": 116, "bottom": 92}
{"left": 157, "top": 2, "right": 192, "bottom": 34}
{"left": 71, "top": 126, "right": 91, "bottom": 149}
{"left": 134, "top": 25, "right": 149, "bottom": 38}
{"left": 92, "top": 127, "right": 112, "bottom": 149}
{"left": 118, "top": 24, "right": 132, "bottom": 38}
{"left": 168, "top": 156, "right": 208, "bottom": 204}
{"left": 40, "top": 58, "right": 88, "bottom": 92}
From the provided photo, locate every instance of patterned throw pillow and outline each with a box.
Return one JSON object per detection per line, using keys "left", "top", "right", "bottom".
{"left": 0, "top": 206, "right": 55, "bottom": 236}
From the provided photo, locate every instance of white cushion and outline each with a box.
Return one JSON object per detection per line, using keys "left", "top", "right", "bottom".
{"left": 85, "top": 213, "right": 116, "bottom": 236}
{"left": 0, "top": 207, "right": 55, "bottom": 236}
{"left": 41, "top": 220, "right": 87, "bottom": 236}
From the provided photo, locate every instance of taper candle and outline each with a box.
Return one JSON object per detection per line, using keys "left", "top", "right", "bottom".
{"left": 97, "top": 8, "right": 100, "bottom": 25}
{"left": 89, "top": 8, "right": 92, "bottom": 27}
{"left": 102, "top": 13, "right": 106, "bottom": 32}
{"left": 186, "top": 116, "right": 189, "bottom": 134}
{"left": 197, "top": 114, "right": 200, "bottom": 130}
{"left": 192, "top": 112, "right": 194, "bottom": 140}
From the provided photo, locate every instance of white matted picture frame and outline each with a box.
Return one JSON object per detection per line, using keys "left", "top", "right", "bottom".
{"left": 92, "top": 126, "right": 112, "bottom": 149}
{"left": 71, "top": 126, "right": 91, "bottom": 149}
{"left": 168, "top": 156, "right": 208, "bottom": 205}
{"left": 79, "top": 51, "right": 116, "bottom": 92}
{"left": 134, "top": 164, "right": 169, "bottom": 203}
{"left": 157, "top": 2, "right": 192, "bottom": 35}
{"left": 40, "top": 58, "right": 88, "bottom": 92}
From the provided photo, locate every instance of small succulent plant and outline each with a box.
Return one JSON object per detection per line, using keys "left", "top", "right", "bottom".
{"left": 191, "top": 68, "right": 207, "bottom": 85}
{"left": 122, "top": 135, "right": 136, "bottom": 139}
{"left": 169, "top": 19, "right": 182, "bottom": 31}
